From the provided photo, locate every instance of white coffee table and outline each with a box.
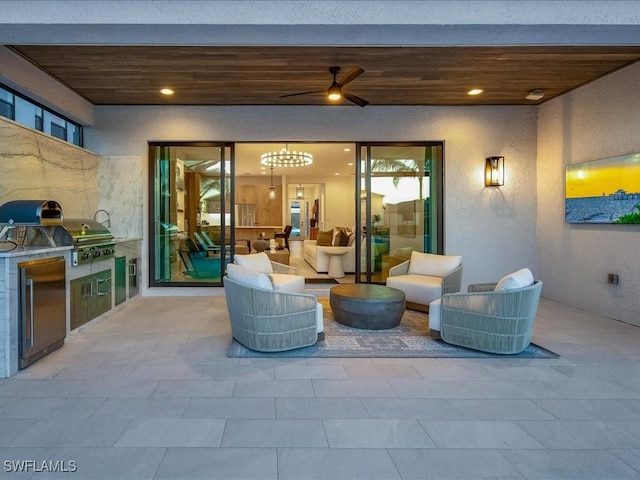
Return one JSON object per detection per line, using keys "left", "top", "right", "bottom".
{"left": 325, "top": 248, "right": 350, "bottom": 278}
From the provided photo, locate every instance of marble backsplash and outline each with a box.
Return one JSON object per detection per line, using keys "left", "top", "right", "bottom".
{"left": 0, "top": 118, "right": 98, "bottom": 218}
{"left": 97, "top": 155, "right": 143, "bottom": 238}
{"left": 0, "top": 118, "right": 143, "bottom": 239}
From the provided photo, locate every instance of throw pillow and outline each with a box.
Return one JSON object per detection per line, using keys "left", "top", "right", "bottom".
{"left": 234, "top": 252, "right": 273, "bottom": 273}
{"left": 316, "top": 230, "right": 333, "bottom": 246}
{"left": 338, "top": 229, "right": 350, "bottom": 246}
{"left": 226, "top": 263, "right": 273, "bottom": 290}
{"left": 495, "top": 268, "right": 534, "bottom": 291}
{"left": 407, "top": 252, "right": 462, "bottom": 277}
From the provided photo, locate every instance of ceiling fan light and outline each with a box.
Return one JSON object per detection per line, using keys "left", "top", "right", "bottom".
{"left": 328, "top": 85, "right": 342, "bottom": 101}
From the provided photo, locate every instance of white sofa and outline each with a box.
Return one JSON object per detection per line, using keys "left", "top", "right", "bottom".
{"left": 303, "top": 240, "right": 356, "bottom": 274}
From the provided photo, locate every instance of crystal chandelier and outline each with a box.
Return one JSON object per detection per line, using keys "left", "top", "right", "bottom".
{"left": 261, "top": 144, "right": 313, "bottom": 168}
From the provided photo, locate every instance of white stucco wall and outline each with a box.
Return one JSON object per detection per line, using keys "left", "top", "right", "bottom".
{"left": 86, "top": 103, "right": 538, "bottom": 293}
{"left": 537, "top": 61, "right": 640, "bottom": 326}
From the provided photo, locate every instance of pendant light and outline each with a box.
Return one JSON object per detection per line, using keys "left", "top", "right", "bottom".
{"left": 268, "top": 165, "right": 276, "bottom": 199}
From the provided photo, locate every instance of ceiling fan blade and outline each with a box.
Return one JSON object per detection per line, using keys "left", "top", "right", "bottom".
{"left": 338, "top": 66, "right": 364, "bottom": 86}
{"left": 342, "top": 91, "right": 369, "bottom": 107}
{"left": 280, "top": 89, "right": 325, "bottom": 98}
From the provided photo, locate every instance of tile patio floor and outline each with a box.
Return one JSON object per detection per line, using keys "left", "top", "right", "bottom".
{"left": 1, "top": 295, "right": 640, "bottom": 479}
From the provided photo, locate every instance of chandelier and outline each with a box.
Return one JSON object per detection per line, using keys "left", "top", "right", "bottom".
{"left": 261, "top": 144, "right": 313, "bottom": 168}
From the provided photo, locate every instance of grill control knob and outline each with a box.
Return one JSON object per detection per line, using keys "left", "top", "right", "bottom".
{"left": 93, "top": 251, "right": 101, "bottom": 258}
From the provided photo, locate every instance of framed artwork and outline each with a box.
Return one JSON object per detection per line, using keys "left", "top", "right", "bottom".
{"left": 565, "top": 152, "right": 640, "bottom": 224}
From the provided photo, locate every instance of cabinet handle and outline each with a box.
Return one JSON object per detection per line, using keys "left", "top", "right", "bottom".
{"left": 128, "top": 262, "right": 137, "bottom": 276}
{"left": 83, "top": 281, "right": 93, "bottom": 297}
{"left": 96, "top": 277, "right": 112, "bottom": 296}
{"left": 27, "top": 278, "right": 34, "bottom": 348}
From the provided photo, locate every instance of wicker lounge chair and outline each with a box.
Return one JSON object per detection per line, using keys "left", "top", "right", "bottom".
{"left": 437, "top": 279, "right": 543, "bottom": 354}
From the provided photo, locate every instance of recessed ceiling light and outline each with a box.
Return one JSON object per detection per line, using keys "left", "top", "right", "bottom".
{"left": 334, "top": 173, "right": 340, "bottom": 176}
{"left": 261, "top": 171, "right": 266, "bottom": 175}
{"left": 344, "top": 148, "right": 351, "bottom": 152}
{"left": 526, "top": 89, "right": 545, "bottom": 101}
{"left": 347, "top": 162, "right": 354, "bottom": 166}
{"left": 467, "top": 88, "right": 484, "bottom": 96}
{"left": 160, "top": 88, "right": 174, "bottom": 95}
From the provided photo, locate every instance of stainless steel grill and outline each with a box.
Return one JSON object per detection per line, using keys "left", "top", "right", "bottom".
{"left": 0, "top": 200, "right": 115, "bottom": 267}
{"left": 52, "top": 219, "right": 115, "bottom": 266}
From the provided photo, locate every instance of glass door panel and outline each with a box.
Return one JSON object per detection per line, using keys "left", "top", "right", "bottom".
{"left": 358, "top": 143, "right": 443, "bottom": 284}
{"left": 149, "top": 143, "right": 231, "bottom": 286}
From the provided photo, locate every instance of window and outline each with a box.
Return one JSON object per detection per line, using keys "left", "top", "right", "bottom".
{"left": 0, "top": 83, "right": 83, "bottom": 147}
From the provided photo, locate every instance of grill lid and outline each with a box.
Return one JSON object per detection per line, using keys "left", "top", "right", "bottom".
{"left": 52, "top": 219, "right": 113, "bottom": 245}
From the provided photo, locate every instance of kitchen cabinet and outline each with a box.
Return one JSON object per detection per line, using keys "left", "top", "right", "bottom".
{"left": 236, "top": 185, "right": 256, "bottom": 204}
{"left": 114, "top": 256, "right": 127, "bottom": 305}
{"left": 70, "top": 269, "right": 112, "bottom": 330}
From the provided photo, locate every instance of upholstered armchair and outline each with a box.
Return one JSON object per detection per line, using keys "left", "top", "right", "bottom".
{"left": 429, "top": 268, "right": 543, "bottom": 354}
{"left": 233, "top": 252, "right": 304, "bottom": 293}
{"left": 224, "top": 263, "right": 324, "bottom": 352}
{"left": 385, "top": 252, "right": 463, "bottom": 312}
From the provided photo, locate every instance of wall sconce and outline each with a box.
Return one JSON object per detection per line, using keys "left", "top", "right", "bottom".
{"left": 295, "top": 185, "right": 304, "bottom": 199}
{"left": 485, "top": 156, "right": 504, "bottom": 187}
{"left": 381, "top": 197, "right": 387, "bottom": 209}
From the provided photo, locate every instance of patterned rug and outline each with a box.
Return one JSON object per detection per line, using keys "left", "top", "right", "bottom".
{"left": 227, "top": 299, "right": 558, "bottom": 359}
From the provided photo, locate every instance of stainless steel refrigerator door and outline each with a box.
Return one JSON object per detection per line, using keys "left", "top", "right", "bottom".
{"left": 19, "top": 257, "right": 66, "bottom": 366}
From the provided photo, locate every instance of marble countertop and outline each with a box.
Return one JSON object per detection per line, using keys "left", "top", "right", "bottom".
{"left": 113, "top": 237, "right": 142, "bottom": 243}
{"left": 0, "top": 244, "right": 73, "bottom": 258}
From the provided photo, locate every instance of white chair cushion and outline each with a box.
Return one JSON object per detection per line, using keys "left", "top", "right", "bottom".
{"left": 234, "top": 252, "right": 273, "bottom": 273}
{"left": 226, "top": 263, "right": 273, "bottom": 290}
{"left": 428, "top": 298, "right": 441, "bottom": 332}
{"left": 386, "top": 274, "right": 443, "bottom": 305}
{"left": 269, "top": 273, "right": 305, "bottom": 293}
{"left": 495, "top": 268, "right": 534, "bottom": 291}
{"left": 407, "top": 252, "right": 462, "bottom": 277}
{"left": 316, "top": 302, "right": 324, "bottom": 333}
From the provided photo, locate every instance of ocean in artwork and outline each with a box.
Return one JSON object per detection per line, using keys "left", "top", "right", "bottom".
{"left": 565, "top": 190, "right": 640, "bottom": 223}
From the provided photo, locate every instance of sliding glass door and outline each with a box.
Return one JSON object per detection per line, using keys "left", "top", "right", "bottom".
{"left": 149, "top": 142, "right": 233, "bottom": 286}
{"left": 357, "top": 143, "right": 443, "bottom": 283}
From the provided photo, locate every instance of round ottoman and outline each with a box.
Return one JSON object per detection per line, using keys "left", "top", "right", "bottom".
{"left": 330, "top": 284, "right": 406, "bottom": 330}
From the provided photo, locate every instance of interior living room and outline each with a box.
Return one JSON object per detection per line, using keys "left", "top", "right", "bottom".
{"left": 1, "top": 2, "right": 640, "bottom": 478}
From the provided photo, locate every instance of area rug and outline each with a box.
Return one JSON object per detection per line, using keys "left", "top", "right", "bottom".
{"left": 227, "top": 299, "right": 558, "bottom": 359}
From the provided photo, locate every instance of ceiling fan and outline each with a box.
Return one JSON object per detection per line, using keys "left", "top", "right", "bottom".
{"left": 280, "top": 66, "right": 370, "bottom": 107}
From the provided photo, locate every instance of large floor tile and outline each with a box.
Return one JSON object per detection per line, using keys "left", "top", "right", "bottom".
{"left": 35, "top": 447, "right": 166, "bottom": 479}
{"left": 360, "top": 397, "right": 463, "bottom": 420}
{"left": 341, "top": 363, "right": 422, "bottom": 380}
{"left": 115, "top": 418, "right": 225, "bottom": 447}
{"left": 500, "top": 449, "right": 640, "bottom": 479}
{"left": 533, "top": 398, "right": 640, "bottom": 420}
{"left": 447, "top": 398, "right": 557, "bottom": 420}
{"left": 183, "top": 397, "right": 275, "bottom": 419}
{"left": 323, "top": 419, "right": 435, "bottom": 448}
{"left": 233, "top": 379, "right": 315, "bottom": 397}
{"left": 388, "top": 448, "right": 523, "bottom": 479}
{"left": 10, "top": 418, "right": 130, "bottom": 447}
{"left": 0, "top": 380, "right": 83, "bottom": 398}
{"left": 0, "top": 397, "right": 104, "bottom": 419}
{"left": 516, "top": 420, "right": 640, "bottom": 449}
{"left": 155, "top": 447, "right": 277, "bottom": 480}
{"left": 0, "top": 420, "right": 36, "bottom": 446}
{"left": 278, "top": 448, "right": 401, "bottom": 480}
{"left": 312, "top": 380, "right": 398, "bottom": 397}
{"left": 420, "top": 420, "right": 544, "bottom": 449}
{"left": 222, "top": 419, "right": 327, "bottom": 447}
{"left": 276, "top": 397, "right": 369, "bottom": 419}
{"left": 150, "top": 379, "right": 234, "bottom": 397}
{"left": 90, "top": 396, "right": 189, "bottom": 418}
{"left": 274, "top": 364, "right": 347, "bottom": 379}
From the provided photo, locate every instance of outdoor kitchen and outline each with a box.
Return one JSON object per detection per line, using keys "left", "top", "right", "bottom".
{"left": 0, "top": 117, "right": 143, "bottom": 378}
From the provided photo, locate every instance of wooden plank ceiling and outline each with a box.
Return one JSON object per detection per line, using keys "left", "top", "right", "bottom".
{"left": 10, "top": 45, "right": 640, "bottom": 106}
